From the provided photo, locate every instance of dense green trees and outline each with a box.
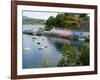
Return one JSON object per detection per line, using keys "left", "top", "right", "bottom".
{"left": 79, "top": 43, "right": 89, "bottom": 65}
{"left": 57, "top": 43, "right": 89, "bottom": 67}
{"left": 45, "top": 16, "right": 55, "bottom": 31}
{"left": 57, "top": 44, "right": 79, "bottom": 66}
{"left": 45, "top": 13, "right": 89, "bottom": 31}
{"left": 23, "top": 17, "right": 45, "bottom": 24}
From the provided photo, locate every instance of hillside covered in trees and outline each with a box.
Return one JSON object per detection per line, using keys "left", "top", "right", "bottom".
{"left": 45, "top": 13, "right": 89, "bottom": 31}
{"left": 23, "top": 16, "right": 46, "bottom": 25}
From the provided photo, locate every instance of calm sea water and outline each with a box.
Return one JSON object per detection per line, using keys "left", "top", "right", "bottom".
{"left": 22, "top": 25, "right": 84, "bottom": 69}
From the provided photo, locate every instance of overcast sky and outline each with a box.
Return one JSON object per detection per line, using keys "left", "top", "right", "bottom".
{"left": 23, "top": 11, "right": 89, "bottom": 20}
{"left": 23, "top": 11, "right": 58, "bottom": 20}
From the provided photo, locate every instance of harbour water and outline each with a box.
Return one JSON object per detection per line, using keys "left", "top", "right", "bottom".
{"left": 22, "top": 25, "right": 84, "bottom": 69}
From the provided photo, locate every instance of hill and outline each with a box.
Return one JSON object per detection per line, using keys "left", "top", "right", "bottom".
{"left": 23, "top": 16, "right": 46, "bottom": 24}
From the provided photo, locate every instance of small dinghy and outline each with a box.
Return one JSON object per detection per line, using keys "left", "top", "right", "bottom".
{"left": 32, "top": 37, "right": 37, "bottom": 39}
{"left": 38, "top": 47, "right": 44, "bottom": 50}
{"left": 37, "top": 42, "right": 40, "bottom": 44}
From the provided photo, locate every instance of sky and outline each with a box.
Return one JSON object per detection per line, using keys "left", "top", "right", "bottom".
{"left": 23, "top": 11, "right": 89, "bottom": 20}
{"left": 23, "top": 11, "right": 58, "bottom": 20}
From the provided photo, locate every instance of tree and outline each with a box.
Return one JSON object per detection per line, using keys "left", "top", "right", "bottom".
{"left": 45, "top": 13, "right": 80, "bottom": 31}
{"left": 57, "top": 44, "right": 79, "bottom": 67}
{"left": 79, "top": 14, "right": 87, "bottom": 18}
{"left": 79, "top": 43, "right": 89, "bottom": 65}
{"left": 54, "top": 13, "right": 66, "bottom": 28}
{"left": 57, "top": 43, "right": 90, "bottom": 67}
{"left": 45, "top": 16, "right": 56, "bottom": 31}
{"left": 79, "top": 14, "right": 89, "bottom": 20}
